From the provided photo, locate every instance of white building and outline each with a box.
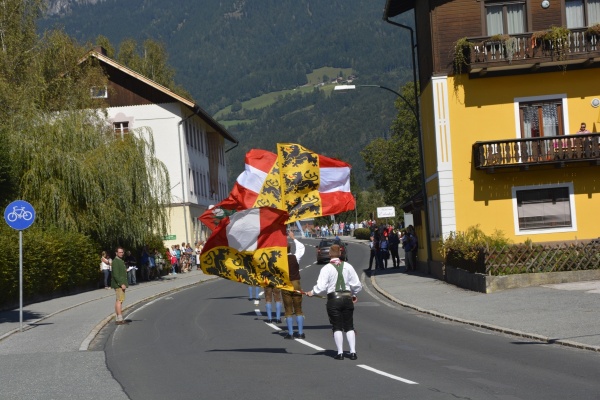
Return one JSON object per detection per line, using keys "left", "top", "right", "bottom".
{"left": 87, "top": 48, "right": 238, "bottom": 247}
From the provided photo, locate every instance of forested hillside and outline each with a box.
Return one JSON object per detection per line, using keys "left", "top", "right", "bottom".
{"left": 41, "top": 0, "right": 414, "bottom": 189}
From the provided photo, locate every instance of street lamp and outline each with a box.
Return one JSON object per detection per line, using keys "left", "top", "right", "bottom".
{"left": 334, "top": 80, "right": 431, "bottom": 267}
{"left": 382, "top": 8, "right": 432, "bottom": 270}
{"left": 353, "top": 193, "right": 358, "bottom": 226}
{"left": 334, "top": 84, "right": 418, "bottom": 120}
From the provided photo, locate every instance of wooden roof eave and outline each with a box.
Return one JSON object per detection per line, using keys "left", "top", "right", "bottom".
{"left": 383, "top": 0, "right": 415, "bottom": 19}
{"left": 80, "top": 50, "right": 238, "bottom": 144}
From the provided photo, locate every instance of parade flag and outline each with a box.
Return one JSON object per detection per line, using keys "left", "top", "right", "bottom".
{"left": 199, "top": 144, "right": 355, "bottom": 229}
{"left": 200, "top": 208, "right": 293, "bottom": 291}
{"left": 198, "top": 149, "right": 282, "bottom": 230}
{"left": 277, "top": 143, "right": 355, "bottom": 224}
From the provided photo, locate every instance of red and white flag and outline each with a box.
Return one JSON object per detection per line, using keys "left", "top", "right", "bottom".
{"left": 200, "top": 208, "right": 292, "bottom": 291}
{"left": 199, "top": 144, "right": 355, "bottom": 229}
{"left": 198, "top": 149, "right": 281, "bottom": 230}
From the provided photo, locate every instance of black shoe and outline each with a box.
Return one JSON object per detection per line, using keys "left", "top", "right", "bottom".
{"left": 274, "top": 319, "right": 282, "bottom": 324}
{"left": 294, "top": 333, "right": 305, "bottom": 339}
{"left": 265, "top": 319, "right": 273, "bottom": 323}
{"left": 248, "top": 298, "right": 254, "bottom": 301}
{"left": 283, "top": 334, "right": 294, "bottom": 340}
{"left": 349, "top": 352, "right": 357, "bottom": 360}
{"left": 333, "top": 353, "right": 344, "bottom": 360}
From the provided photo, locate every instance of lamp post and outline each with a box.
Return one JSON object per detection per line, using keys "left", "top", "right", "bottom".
{"left": 334, "top": 84, "right": 417, "bottom": 120}
{"left": 382, "top": 12, "right": 432, "bottom": 271}
{"left": 353, "top": 193, "right": 358, "bottom": 226}
{"left": 334, "top": 81, "right": 431, "bottom": 268}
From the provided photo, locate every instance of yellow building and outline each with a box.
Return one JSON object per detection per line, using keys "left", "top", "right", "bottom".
{"left": 384, "top": 0, "right": 600, "bottom": 276}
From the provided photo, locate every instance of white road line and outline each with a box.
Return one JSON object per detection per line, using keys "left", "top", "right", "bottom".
{"left": 295, "top": 339, "right": 325, "bottom": 351}
{"left": 254, "top": 308, "right": 262, "bottom": 316}
{"left": 357, "top": 365, "right": 419, "bottom": 384}
{"left": 265, "top": 322, "right": 282, "bottom": 331}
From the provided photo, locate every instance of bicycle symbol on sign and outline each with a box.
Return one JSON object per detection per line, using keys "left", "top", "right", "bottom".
{"left": 7, "top": 206, "right": 33, "bottom": 223}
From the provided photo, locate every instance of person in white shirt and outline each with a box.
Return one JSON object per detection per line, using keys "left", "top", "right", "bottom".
{"left": 307, "top": 244, "right": 362, "bottom": 360}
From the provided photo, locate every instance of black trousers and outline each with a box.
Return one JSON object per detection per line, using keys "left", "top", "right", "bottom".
{"left": 368, "top": 250, "right": 376, "bottom": 270}
{"left": 326, "top": 296, "right": 355, "bottom": 332}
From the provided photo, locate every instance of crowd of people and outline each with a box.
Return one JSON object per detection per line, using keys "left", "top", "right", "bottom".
{"left": 99, "top": 241, "right": 205, "bottom": 288}
{"left": 367, "top": 223, "right": 418, "bottom": 271}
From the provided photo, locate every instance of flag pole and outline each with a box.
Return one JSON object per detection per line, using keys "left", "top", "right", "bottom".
{"left": 294, "top": 290, "right": 326, "bottom": 299}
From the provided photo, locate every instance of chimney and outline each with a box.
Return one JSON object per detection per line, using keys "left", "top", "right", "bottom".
{"left": 93, "top": 46, "right": 107, "bottom": 55}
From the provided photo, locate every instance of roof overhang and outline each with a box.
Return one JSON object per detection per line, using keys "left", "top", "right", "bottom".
{"left": 81, "top": 50, "right": 238, "bottom": 144}
{"left": 383, "top": 0, "right": 415, "bottom": 19}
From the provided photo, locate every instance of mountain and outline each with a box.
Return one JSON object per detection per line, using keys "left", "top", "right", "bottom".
{"left": 41, "top": 0, "right": 414, "bottom": 189}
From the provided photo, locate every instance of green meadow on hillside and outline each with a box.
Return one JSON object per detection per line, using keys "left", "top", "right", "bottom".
{"left": 214, "top": 67, "right": 353, "bottom": 119}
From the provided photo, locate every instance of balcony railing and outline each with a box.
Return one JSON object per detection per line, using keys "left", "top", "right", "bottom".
{"left": 466, "top": 29, "right": 600, "bottom": 74}
{"left": 473, "top": 133, "right": 600, "bottom": 171}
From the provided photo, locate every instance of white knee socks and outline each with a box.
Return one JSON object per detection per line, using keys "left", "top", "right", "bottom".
{"left": 346, "top": 330, "right": 356, "bottom": 353}
{"left": 334, "top": 331, "right": 344, "bottom": 354}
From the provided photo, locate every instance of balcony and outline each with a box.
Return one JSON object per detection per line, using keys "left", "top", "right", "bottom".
{"left": 473, "top": 133, "right": 600, "bottom": 172}
{"left": 465, "top": 28, "right": 600, "bottom": 76}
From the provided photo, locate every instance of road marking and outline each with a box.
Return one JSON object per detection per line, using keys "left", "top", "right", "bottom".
{"left": 295, "top": 338, "right": 325, "bottom": 351}
{"left": 357, "top": 365, "right": 418, "bottom": 384}
{"left": 254, "top": 308, "right": 262, "bottom": 316}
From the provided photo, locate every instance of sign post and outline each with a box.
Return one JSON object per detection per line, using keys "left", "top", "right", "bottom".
{"left": 4, "top": 200, "right": 36, "bottom": 332}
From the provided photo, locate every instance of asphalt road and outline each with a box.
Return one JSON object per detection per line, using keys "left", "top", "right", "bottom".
{"left": 99, "top": 239, "right": 600, "bottom": 400}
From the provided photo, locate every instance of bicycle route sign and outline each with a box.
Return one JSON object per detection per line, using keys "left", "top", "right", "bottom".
{"left": 4, "top": 200, "right": 36, "bottom": 231}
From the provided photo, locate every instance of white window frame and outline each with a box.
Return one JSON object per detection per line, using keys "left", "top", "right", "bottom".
{"left": 512, "top": 182, "right": 577, "bottom": 235}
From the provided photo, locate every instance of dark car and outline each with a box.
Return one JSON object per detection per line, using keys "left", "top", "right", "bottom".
{"left": 316, "top": 238, "right": 348, "bottom": 264}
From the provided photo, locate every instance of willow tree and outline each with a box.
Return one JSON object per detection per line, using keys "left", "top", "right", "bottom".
{"left": 1, "top": 1, "right": 171, "bottom": 249}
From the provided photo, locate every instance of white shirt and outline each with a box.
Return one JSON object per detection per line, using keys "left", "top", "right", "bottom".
{"left": 312, "top": 260, "right": 362, "bottom": 296}
{"left": 288, "top": 238, "right": 305, "bottom": 262}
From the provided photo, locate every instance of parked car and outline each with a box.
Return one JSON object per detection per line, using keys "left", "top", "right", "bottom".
{"left": 316, "top": 238, "right": 348, "bottom": 263}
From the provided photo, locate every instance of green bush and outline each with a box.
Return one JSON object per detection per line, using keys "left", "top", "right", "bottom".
{"left": 354, "top": 228, "right": 371, "bottom": 240}
{"left": 439, "top": 225, "right": 511, "bottom": 261}
{"left": 0, "top": 224, "right": 100, "bottom": 308}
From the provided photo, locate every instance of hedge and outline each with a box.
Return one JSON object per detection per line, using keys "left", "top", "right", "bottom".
{"left": 0, "top": 224, "right": 100, "bottom": 308}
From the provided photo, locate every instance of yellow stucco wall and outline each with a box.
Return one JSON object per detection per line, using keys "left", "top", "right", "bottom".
{"left": 429, "top": 69, "right": 600, "bottom": 243}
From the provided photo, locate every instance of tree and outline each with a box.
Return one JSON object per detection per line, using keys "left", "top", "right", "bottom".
{"left": 115, "top": 38, "right": 193, "bottom": 100}
{"left": 361, "top": 82, "right": 421, "bottom": 212}
{"left": 0, "top": 0, "right": 171, "bottom": 249}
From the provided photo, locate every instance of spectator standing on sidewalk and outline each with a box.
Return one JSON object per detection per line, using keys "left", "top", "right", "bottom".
{"left": 111, "top": 247, "right": 129, "bottom": 325}
{"left": 124, "top": 250, "right": 137, "bottom": 285}
{"left": 367, "top": 235, "right": 376, "bottom": 271}
{"left": 282, "top": 230, "right": 306, "bottom": 339}
{"left": 405, "top": 225, "right": 418, "bottom": 272}
{"left": 140, "top": 246, "right": 150, "bottom": 282}
{"left": 307, "top": 244, "right": 362, "bottom": 360}
{"left": 100, "top": 251, "right": 112, "bottom": 289}
{"left": 389, "top": 230, "right": 401, "bottom": 268}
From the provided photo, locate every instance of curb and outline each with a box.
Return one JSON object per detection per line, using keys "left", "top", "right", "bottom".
{"left": 79, "top": 275, "right": 218, "bottom": 351}
{"left": 369, "top": 272, "right": 600, "bottom": 353}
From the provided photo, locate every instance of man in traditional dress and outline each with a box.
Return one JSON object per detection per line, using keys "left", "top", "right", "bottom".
{"left": 307, "top": 244, "right": 362, "bottom": 360}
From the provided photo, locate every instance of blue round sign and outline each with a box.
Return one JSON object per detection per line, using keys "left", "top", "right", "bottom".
{"left": 4, "top": 200, "right": 36, "bottom": 230}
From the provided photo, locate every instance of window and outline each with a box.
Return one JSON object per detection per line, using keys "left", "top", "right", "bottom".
{"left": 512, "top": 184, "right": 576, "bottom": 234}
{"left": 428, "top": 195, "right": 441, "bottom": 240}
{"left": 113, "top": 122, "right": 129, "bottom": 137}
{"left": 566, "top": 0, "right": 600, "bottom": 28}
{"left": 519, "top": 100, "right": 564, "bottom": 138}
{"left": 485, "top": 1, "right": 526, "bottom": 35}
{"left": 91, "top": 86, "right": 107, "bottom": 98}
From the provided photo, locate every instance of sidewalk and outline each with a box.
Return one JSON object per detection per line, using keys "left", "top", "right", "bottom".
{"left": 0, "top": 270, "right": 217, "bottom": 399}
